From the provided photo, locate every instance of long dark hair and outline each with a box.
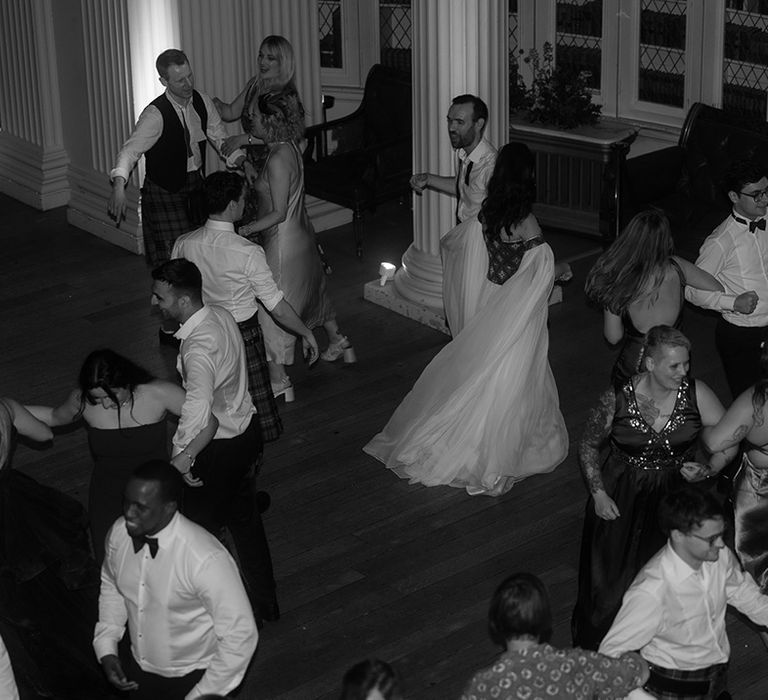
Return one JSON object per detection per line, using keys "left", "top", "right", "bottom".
{"left": 585, "top": 209, "right": 675, "bottom": 315}
{"left": 478, "top": 142, "right": 536, "bottom": 241}
{"left": 78, "top": 349, "right": 154, "bottom": 423}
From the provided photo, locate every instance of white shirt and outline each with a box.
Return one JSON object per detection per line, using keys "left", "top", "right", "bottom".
{"left": 173, "top": 305, "right": 255, "bottom": 453}
{"left": 173, "top": 219, "right": 284, "bottom": 322}
{"left": 94, "top": 512, "right": 257, "bottom": 699}
{"left": 111, "top": 90, "right": 244, "bottom": 183}
{"left": 600, "top": 542, "right": 768, "bottom": 670}
{"left": 456, "top": 138, "right": 497, "bottom": 222}
{"left": 685, "top": 212, "right": 768, "bottom": 326}
{"left": 0, "top": 634, "right": 19, "bottom": 700}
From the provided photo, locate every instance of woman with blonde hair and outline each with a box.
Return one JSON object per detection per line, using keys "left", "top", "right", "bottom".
{"left": 585, "top": 210, "right": 723, "bottom": 387}
{"left": 215, "top": 35, "right": 301, "bottom": 225}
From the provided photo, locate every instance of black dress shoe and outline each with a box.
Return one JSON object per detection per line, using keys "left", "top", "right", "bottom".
{"left": 255, "top": 491, "right": 271, "bottom": 514}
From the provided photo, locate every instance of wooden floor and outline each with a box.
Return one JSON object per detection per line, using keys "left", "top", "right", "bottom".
{"left": 2, "top": 192, "right": 767, "bottom": 699}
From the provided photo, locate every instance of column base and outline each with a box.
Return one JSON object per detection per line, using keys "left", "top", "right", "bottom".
{"left": 364, "top": 279, "right": 450, "bottom": 335}
{"left": 364, "top": 279, "right": 563, "bottom": 335}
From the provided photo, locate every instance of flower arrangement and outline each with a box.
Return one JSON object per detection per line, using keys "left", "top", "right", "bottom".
{"left": 510, "top": 42, "right": 601, "bottom": 130}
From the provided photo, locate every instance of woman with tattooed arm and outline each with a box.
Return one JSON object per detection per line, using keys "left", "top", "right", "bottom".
{"left": 703, "top": 343, "right": 768, "bottom": 614}
{"left": 571, "top": 326, "right": 736, "bottom": 650}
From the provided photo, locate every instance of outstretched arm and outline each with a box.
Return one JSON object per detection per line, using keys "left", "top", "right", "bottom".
{"left": 213, "top": 83, "right": 249, "bottom": 122}
{"left": 410, "top": 172, "right": 456, "bottom": 196}
{"left": 25, "top": 389, "right": 82, "bottom": 428}
{"left": 2, "top": 398, "right": 53, "bottom": 442}
{"left": 673, "top": 256, "right": 724, "bottom": 292}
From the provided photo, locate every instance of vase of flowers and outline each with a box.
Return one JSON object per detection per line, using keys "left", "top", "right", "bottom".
{"left": 510, "top": 42, "right": 601, "bottom": 130}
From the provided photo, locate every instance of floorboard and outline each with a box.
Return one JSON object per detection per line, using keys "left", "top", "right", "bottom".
{"left": 2, "top": 193, "right": 766, "bottom": 698}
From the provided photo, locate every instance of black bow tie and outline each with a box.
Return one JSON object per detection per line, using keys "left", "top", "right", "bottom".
{"left": 733, "top": 214, "right": 766, "bottom": 232}
{"left": 132, "top": 535, "right": 159, "bottom": 558}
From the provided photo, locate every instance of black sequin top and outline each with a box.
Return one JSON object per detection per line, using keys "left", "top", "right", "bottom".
{"left": 483, "top": 231, "right": 544, "bottom": 285}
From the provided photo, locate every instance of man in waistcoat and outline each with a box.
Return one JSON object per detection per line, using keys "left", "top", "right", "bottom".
{"left": 108, "top": 49, "right": 246, "bottom": 344}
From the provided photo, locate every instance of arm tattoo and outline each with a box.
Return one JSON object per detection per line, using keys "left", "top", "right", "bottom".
{"left": 579, "top": 389, "right": 616, "bottom": 494}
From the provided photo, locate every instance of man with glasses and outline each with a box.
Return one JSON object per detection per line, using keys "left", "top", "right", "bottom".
{"left": 599, "top": 487, "right": 768, "bottom": 700}
{"left": 686, "top": 158, "right": 767, "bottom": 398}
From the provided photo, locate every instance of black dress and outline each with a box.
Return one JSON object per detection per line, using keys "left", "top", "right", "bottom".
{"left": 572, "top": 376, "right": 701, "bottom": 649}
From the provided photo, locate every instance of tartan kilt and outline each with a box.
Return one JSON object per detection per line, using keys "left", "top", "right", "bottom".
{"left": 141, "top": 172, "right": 205, "bottom": 268}
{"left": 238, "top": 314, "right": 282, "bottom": 443}
{"left": 645, "top": 663, "right": 728, "bottom": 700}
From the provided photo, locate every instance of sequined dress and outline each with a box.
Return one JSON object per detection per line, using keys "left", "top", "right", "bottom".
{"left": 364, "top": 217, "right": 568, "bottom": 496}
{"left": 572, "top": 376, "right": 701, "bottom": 649}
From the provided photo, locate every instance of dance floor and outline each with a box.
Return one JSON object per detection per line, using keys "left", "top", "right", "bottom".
{"left": 2, "top": 193, "right": 766, "bottom": 698}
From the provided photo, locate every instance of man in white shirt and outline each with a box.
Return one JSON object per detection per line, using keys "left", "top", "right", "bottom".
{"left": 410, "top": 94, "right": 497, "bottom": 224}
{"left": 600, "top": 487, "right": 768, "bottom": 700}
{"left": 94, "top": 461, "right": 257, "bottom": 699}
{"left": 150, "top": 258, "right": 278, "bottom": 625}
{"left": 173, "top": 170, "right": 319, "bottom": 440}
{"left": 108, "top": 49, "right": 246, "bottom": 345}
{"left": 685, "top": 158, "right": 766, "bottom": 398}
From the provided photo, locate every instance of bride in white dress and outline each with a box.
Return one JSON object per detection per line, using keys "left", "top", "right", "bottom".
{"left": 363, "top": 143, "right": 569, "bottom": 496}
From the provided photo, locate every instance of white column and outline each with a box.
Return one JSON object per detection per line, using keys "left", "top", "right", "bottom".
{"left": 393, "top": 0, "right": 508, "bottom": 311}
{"left": 66, "top": 0, "right": 146, "bottom": 253}
{"left": 0, "top": 0, "right": 69, "bottom": 210}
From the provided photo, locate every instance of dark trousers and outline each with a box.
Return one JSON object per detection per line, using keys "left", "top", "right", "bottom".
{"left": 715, "top": 318, "right": 768, "bottom": 399}
{"left": 182, "top": 418, "right": 277, "bottom": 612}
{"left": 123, "top": 648, "right": 204, "bottom": 700}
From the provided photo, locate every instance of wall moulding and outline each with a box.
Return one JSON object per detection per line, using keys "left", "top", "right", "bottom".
{"left": 0, "top": 132, "right": 70, "bottom": 210}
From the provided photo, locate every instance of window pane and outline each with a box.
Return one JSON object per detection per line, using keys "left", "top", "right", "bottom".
{"left": 555, "top": 0, "right": 602, "bottom": 91}
{"left": 638, "top": 0, "right": 686, "bottom": 107}
{"left": 319, "top": 0, "right": 343, "bottom": 69}
{"left": 380, "top": 0, "right": 411, "bottom": 72}
{"left": 723, "top": 1, "right": 768, "bottom": 120}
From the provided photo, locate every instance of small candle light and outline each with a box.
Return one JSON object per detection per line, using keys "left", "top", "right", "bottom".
{"left": 379, "top": 262, "right": 396, "bottom": 286}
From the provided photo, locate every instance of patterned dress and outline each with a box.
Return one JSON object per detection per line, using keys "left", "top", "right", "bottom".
{"left": 461, "top": 643, "right": 647, "bottom": 700}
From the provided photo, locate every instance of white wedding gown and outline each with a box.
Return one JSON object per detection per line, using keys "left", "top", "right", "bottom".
{"left": 363, "top": 216, "right": 568, "bottom": 496}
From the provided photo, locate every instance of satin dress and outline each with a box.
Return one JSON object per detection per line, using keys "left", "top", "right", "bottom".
{"left": 733, "top": 447, "right": 768, "bottom": 591}
{"left": 572, "top": 376, "right": 701, "bottom": 649}
{"left": 364, "top": 217, "right": 568, "bottom": 496}
{"left": 253, "top": 141, "right": 335, "bottom": 365}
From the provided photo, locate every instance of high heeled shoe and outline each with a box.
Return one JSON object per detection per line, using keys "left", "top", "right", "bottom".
{"left": 271, "top": 377, "right": 295, "bottom": 402}
{"left": 321, "top": 336, "right": 356, "bottom": 363}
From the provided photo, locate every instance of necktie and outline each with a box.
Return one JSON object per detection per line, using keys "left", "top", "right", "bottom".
{"left": 455, "top": 158, "right": 473, "bottom": 224}
{"left": 132, "top": 535, "right": 159, "bottom": 558}
{"left": 732, "top": 214, "right": 766, "bottom": 232}
{"left": 180, "top": 110, "right": 193, "bottom": 157}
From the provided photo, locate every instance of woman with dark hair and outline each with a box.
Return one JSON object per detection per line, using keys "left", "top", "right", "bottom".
{"left": 572, "top": 326, "right": 734, "bottom": 650}
{"left": 585, "top": 209, "right": 723, "bottom": 388}
{"left": 236, "top": 91, "right": 353, "bottom": 400}
{"left": 28, "top": 349, "right": 217, "bottom": 561}
{"left": 462, "top": 573, "right": 648, "bottom": 699}
{"left": 703, "top": 343, "right": 768, "bottom": 628}
{"left": 442, "top": 141, "right": 570, "bottom": 335}
{"left": 340, "top": 659, "right": 403, "bottom": 700}
{"left": 364, "top": 143, "right": 568, "bottom": 495}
